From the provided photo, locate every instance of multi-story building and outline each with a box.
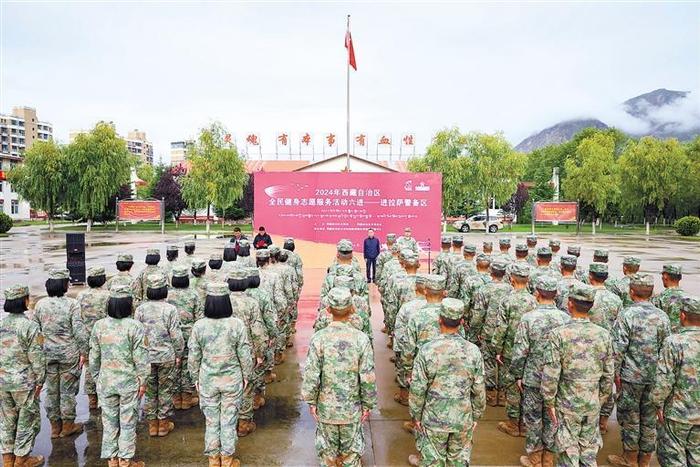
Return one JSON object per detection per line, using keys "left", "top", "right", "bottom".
{"left": 0, "top": 107, "right": 53, "bottom": 219}
{"left": 126, "top": 130, "right": 154, "bottom": 165}
{"left": 170, "top": 140, "right": 192, "bottom": 166}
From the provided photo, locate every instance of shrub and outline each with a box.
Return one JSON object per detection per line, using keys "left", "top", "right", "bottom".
{"left": 0, "top": 212, "right": 13, "bottom": 234}
{"left": 674, "top": 216, "right": 700, "bottom": 236}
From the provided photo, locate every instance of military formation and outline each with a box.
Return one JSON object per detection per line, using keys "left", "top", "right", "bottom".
{"left": 1, "top": 235, "right": 303, "bottom": 467}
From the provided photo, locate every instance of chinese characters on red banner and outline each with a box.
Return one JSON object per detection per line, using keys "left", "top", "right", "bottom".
{"left": 277, "top": 133, "right": 288, "bottom": 146}
{"left": 246, "top": 134, "right": 259, "bottom": 146}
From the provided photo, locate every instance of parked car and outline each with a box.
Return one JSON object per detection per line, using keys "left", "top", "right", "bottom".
{"left": 452, "top": 214, "right": 503, "bottom": 233}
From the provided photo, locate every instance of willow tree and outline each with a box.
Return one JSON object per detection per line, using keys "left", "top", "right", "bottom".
{"left": 7, "top": 139, "right": 67, "bottom": 232}
{"left": 181, "top": 122, "right": 248, "bottom": 232}
{"left": 64, "top": 122, "right": 132, "bottom": 231}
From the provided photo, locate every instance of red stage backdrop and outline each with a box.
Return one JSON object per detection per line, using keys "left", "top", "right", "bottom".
{"left": 254, "top": 172, "right": 442, "bottom": 249}
{"left": 533, "top": 201, "right": 578, "bottom": 223}
{"left": 118, "top": 200, "right": 162, "bottom": 221}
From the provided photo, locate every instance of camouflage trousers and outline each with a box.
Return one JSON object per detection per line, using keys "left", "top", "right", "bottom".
{"left": 315, "top": 421, "right": 364, "bottom": 467}
{"left": 46, "top": 359, "right": 81, "bottom": 421}
{"left": 200, "top": 387, "right": 243, "bottom": 457}
{"left": 276, "top": 310, "right": 291, "bottom": 353}
{"left": 395, "top": 352, "right": 410, "bottom": 390}
{"left": 600, "top": 390, "right": 616, "bottom": 418}
{"left": 523, "top": 385, "right": 556, "bottom": 453}
{"left": 417, "top": 426, "right": 474, "bottom": 467}
{"left": 553, "top": 411, "right": 601, "bottom": 467}
{"left": 482, "top": 344, "right": 502, "bottom": 391}
{"left": 657, "top": 418, "right": 700, "bottom": 467}
{"left": 0, "top": 391, "right": 41, "bottom": 457}
{"left": 174, "top": 348, "right": 195, "bottom": 394}
{"left": 617, "top": 381, "right": 656, "bottom": 453}
{"left": 500, "top": 359, "right": 521, "bottom": 419}
{"left": 240, "top": 361, "right": 265, "bottom": 420}
{"left": 84, "top": 364, "right": 97, "bottom": 395}
{"left": 98, "top": 390, "right": 139, "bottom": 460}
{"left": 144, "top": 362, "right": 176, "bottom": 420}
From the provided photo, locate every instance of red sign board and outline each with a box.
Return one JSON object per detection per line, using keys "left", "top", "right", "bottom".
{"left": 118, "top": 200, "right": 162, "bottom": 221}
{"left": 533, "top": 202, "right": 578, "bottom": 223}
{"left": 254, "top": 172, "right": 442, "bottom": 249}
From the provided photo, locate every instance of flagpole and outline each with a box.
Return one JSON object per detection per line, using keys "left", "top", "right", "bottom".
{"left": 346, "top": 14, "right": 351, "bottom": 172}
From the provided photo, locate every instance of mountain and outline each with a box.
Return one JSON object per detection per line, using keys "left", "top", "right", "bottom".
{"left": 515, "top": 88, "right": 700, "bottom": 152}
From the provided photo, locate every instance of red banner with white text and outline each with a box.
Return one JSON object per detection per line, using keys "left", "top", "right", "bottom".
{"left": 118, "top": 200, "right": 162, "bottom": 221}
{"left": 254, "top": 172, "right": 442, "bottom": 249}
{"left": 533, "top": 201, "right": 578, "bottom": 223}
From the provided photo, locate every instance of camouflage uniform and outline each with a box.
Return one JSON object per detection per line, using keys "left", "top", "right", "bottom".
{"left": 446, "top": 245, "right": 477, "bottom": 299}
{"left": 491, "top": 264, "right": 537, "bottom": 419}
{"left": 189, "top": 258, "right": 210, "bottom": 303}
{"left": 257, "top": 249, "right": 288, "bottom": 354}
{"left": 89, "top": 284, "right": 150, "bottom": 461}
{"left": 393, "top": 276, "right": 427, "bottom": 390}
{"left": 650, "top": 296, "right": 700, "bottom": 467}
{"left": 316, "top": 276, "right": 372, "bottom": 339}
{"left": 396, "top": 232, "right": 420, "bottom": 256}
{"left": 555, "top": 255, "right": 581, "bottom": 311}
{"left": 166, "top": 264, "right": 203, "bottom": 397}
{"left": 208, "top": 252, "right": 225, "bottom": 283}
{"left": 106, "top": 254, "right": 139, "bottom": 305}
{"left": 409, "top": 299, "right": 486, "bottom": 467}
{"left": 606, "top": 256, "right": 641, "bottom": 307}
{"left": 652, "top": 264, "right": 686, "bottom": 331}
{"left": 541, "top": 283, "right": 614, "bottom": 466}
{"left": 433, "top": 237, "right": 452, "bottom": 276}
{"left": 1, "top": 285, "right": 45, "bottom": 459}
{"left": 612, "top": 274, "right": 671, "bottom": 455}
{"left": 133, "top": 248, "right": 165, "bottom": 301}
{"left": 271, "top": 250, "right": 297, "bottom": 346}
{"left": 134, "top": 273, "right": 184, "bottom": 422}
{"left": 510, "top": 277, "right": 571, "bottom": 455}
{"left": 283, "top": 239, "right": 304, "bottom": 327}
{"left": 375, "top": 235, "right": 396, "bottom": 282}
{"left": 188, "top": 283, "right": 254, "bottom": 458}
{"left": 301, "top": 288, "right": 377, "bottom": 467}
{"left": 76, "top": 266, "right": 110, "bottom": 397}
{"left": 460, "top": 264, "right": 491, "bottom": 317}
{"left": 245, "top": 268, "right": 277, "bottom": 375}
{"left": 32, "top": 268, "right": 88, "bottom": 424}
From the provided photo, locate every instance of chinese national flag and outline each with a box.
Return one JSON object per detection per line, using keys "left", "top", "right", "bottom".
{"left": 345, "top": 30, "right": 357, "bottom": 70}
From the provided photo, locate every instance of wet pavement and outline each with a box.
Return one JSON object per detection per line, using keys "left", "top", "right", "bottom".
{"left": 1, "top": 227, "right": 697, "bottom": 465}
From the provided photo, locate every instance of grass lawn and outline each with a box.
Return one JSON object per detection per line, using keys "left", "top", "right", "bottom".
{"left": 446, "top": 223, "right": 679, "bottom": 235}
{"left": 56, "top": 221, "right": 253, "bottom": 233}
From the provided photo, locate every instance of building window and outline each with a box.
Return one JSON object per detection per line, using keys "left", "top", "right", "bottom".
{"left": 11, "top": 200, "right": 19, "bottom": 214}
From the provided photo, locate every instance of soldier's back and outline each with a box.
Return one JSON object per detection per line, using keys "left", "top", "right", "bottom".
{"left": 0, "top": 313, "right": 44, "bottom": 391}
{"left": 77, "top": 287, "right": 110, "bottom": 332}
{"left": 33, "top": 296, "right": 82, "bottom": 362}
{"left": 91, "top": 317, "right": 146, "bottom": 393}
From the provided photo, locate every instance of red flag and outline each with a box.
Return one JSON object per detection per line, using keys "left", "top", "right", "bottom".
{"left": 345, "top": 30, "right": 357, "bottom": 70}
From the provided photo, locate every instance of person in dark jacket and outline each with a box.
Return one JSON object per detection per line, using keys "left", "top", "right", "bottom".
{"left": 253, "top": 226, "right": 272, "bottom": 250}
{"left": 363, "top": 229, "right": 381, "bottom": 283}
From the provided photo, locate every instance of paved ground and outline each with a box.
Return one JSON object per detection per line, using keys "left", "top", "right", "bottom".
{"left": 1, "top": 228, "right": 697, "bottom": 466}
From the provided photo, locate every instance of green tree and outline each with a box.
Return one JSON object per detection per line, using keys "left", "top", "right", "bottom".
{"left": 64, "top": 122, "right": 133, "bottom": 231}
{"left": 563, "top": 132, "right": 620, "bottom": 226}
{"left": 618, "top": 136, "right": 688, "bottom": 223}
{"left": 7, "top": 140, "right": 68, "bottom": 232}
{"left": 135, "top": 163, "right": 155, "bottom": 199}
{"left": 181, "top": 122, "right": 248, "bottom": 231}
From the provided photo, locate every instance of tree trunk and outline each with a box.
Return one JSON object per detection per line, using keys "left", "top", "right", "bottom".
{"left": 48, "top": 214, "right": 54, "bottom": 233}
{"left": 86, "top": 218, "right": 92, "bottom": 232}
{"left": 592, "top": 217, "right": 596, "bottom": 235}
{"left": 206, "top": 205, "right": 211, "bottom": 234}
{"left": 484, "top": 197, "right": 490, "bottom": 234}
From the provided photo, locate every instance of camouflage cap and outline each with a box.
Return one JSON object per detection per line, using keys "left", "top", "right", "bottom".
{"left": 184, "top": 240, "right": 195, "bottom": 248}
{"left": 255, "top": 249, "right": 270, "bottom": 259}
{"left": 483, "top": 241, "right": 493, "bottom": 249}
{"left": 191, "top": 258, "right": 206, "bottom": 269}
{"left": 335, "top": 264, "right": 354, "bottom": 277}
{"left": 206, "top": 282, "right": 230, "bottom": 297}
{"left": 441, "top": 236, "right": 451, "bottom": 245}
{"left": 146, "top": 248, "right": 160, "bottom": 256}
{"left": 403, "top": 255, "right": 420, "bottom": 267}
{"left": 549, "top": 239, "right": 561, "bottom": 247}
{"left": 569, "top": 283, "right": 596, "bottom": 303}
{"left": 48, "top": 268, "right": 70, "bottom": 280}
{"left": 166, "top": 245, "right": 179, "bottom": 252}
{"left": 510, "top": 262, "right": 531, "bottom": 277}
{"left": 172, "top": 264, "right": 189, "bottom": 278}
{"left": 630, "top": 273, "right": 654, "bottom": 287}
{"left": 440, "top": 298, "right": 465, "bottom": 320}
{"left": 589, "top": 262, "right": 608, "bottom": 274}
{"left": 537, "top": 246, "right": 552, "bottom": 256}
{"left": 515, "top": 243, "right": 529, "bottom": 253}
{"left": 109, "top": 284, "right": 133, "bottom": 299}
{"left": 476, "top": 253, "right": 492, "bottom": 263}
{"left": 117, "top": 253, "right": 134, "bottom": 262}
{"left": 499, "top": 238, "right": 511, "bottom": 246}
{"left": 414, "top": 274, "right": 427, "bottom": 285}
{"left": 327, "top": 287, "right": 352, "bottom": 309}
{"left": 210, "top": 252, "right": 223, "bottom": 261}
{"left": 593, "top": 249, "right": 609, "bottom": 258}
{"left": 526, "top": 234, "right": 538, "bottom": 243}
{"left": 424, "top": 274, "right": 446, "bottom": 291}
{"left": 333, "top": 275, "right": 355, "bottom": 290}
{"left": 337, "top": 239, "right": 353, "bottom": 253}
{"left": 4, "top": 284, "right": 29, "bottom": 300}
{"left": 227, "top": 268, "right": 247, "bottom": 281}
{"left": 663, "top": 264, "right": 682, "bottom": 275}
{"left": 567, "top": 245, "right": 581, "bottom": 255}
{"left": 623, "top": 256, "right": 641, "bottom": 266}
{"left": 681, "top": 296, "right": 700, "bottom": 316}
{"left": 561, "top": 254, "right": 578, "bottom": 267}
{"left": 386, "top": 233, "right": 397, "bottom": 241}
{"left": 146, "top": 273, "right": 167, "bottom": 289}
{"left": 246, "top": 267, "right": 260, "bottom": 278}
{"left": 452, "top": 236, "right": 463, "bottom": 245}
{"left": 390, "top": 243, "right": 400, "bottom": 253}
{"left": 490, "top": 259, "right": 508, "bottom": 272}
{"left": 536, "top": 275, "right": 559, "bottom": 292}
{"left": 87, "top": 265, "right": 105, "bottom": 278}
{"left": 462, "top": 244, "right": 477, "bottom": 254}
{"left": 269, "top": 245, "right": 281, "bottom": 255}
{"left": 399, "top": 248, "right": 415, "bottom": 260}
{"left": 278, "top": 250, "right": 288, "bottom": 260}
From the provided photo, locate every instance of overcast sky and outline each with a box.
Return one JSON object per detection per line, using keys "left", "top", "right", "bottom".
{"left": 2, "top": 1, "right": 699, "bottom": 163}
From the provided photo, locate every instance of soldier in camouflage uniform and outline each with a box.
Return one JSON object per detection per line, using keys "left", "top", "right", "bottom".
{"left": 606, "top": 256, "right": 641, "bottom": 308}
{"left": 528, "top": 247, "right": 561, "bottom": 293}
{"left": 33, "top": 267, "right": 87, "bottom": 439}
{"left": 650, "top": 296, "right": 700, "bottom": 467}
{"left": 106, "top": 254, "right": 139, "bottom": 304}
{"left": 396, "top": 227, "right": 421, "bottom": 256}
{"left": 504, "top": 243, "right": 530, "bottom": 283}
{"left": 133, "top": 248, "right": 165, "bottom": 302}
{"left": 189, "top": 282, "right": 254, "bottom": 467}
{"left": 384, "top": 250, "right": 420, "bottom": 343}
{"left": 445, "top": 236, "right": 464, "bottom": 285}
{"left": 482, "top": 240, "right": 493, "bottom": 256}
{"left": 166, "top": 264, "right": 203, "bottom": 411}
{"left": 245, "top": 267, "right": 278, "bottom": 389}
{"left": 256, "top": 249, "right": 288, "bottom": 365}
{"left": 548, "top": 239, "right": 561, "bottom": 272}
{"left": 555, "top": 255, "right": 582, "bottom": 311}
{"left": 226, "top": 267, "right": 268, "bottom": 437}
{"left": 208, "top": 253, "right": 225, "bottom": 283}
{"left": 89, "top": 284, "right": 149, "bottom": 467}
{"left": 493, "top": 262, "right": 537, "bottom": 437}
{"left": 221, "top": 243, "right": 238, "bottom": 276}
{"left": 592, "top": 248, "right": 609, "bottom": 264}
{"left": 525, "top": 234, "right": 538, "bottom": 265}
{"left": 588, "top": 262, "right": 624, "bottom": 433}
{"left": 301, "top": 287, "right": 377, "bottom": 467}
{"left": 283, "top": 238, "right": 304, "bottom": 331}
{"left": 1, "top": 285, "right": 46, "bottom": 467}
{"left": 182, "top": 240, "right": 196, "bottom": 270}
{"left": 393, "top": 274, "right": 427, "bottom": 405}
{"left": 447, "top": 244, "right": 477, "bottom": 299}
{"left": 652, "top": 263, "right": 686, "bottom": 331}
{"left": 134, "top": 273, "right": 184, "bottom": 438}
{"left": 315, "top": 275, "right": 371, "bottom": 339}
{"left": 510, "top": 276, "right": 571, "bottom": 467}
{"left": 495, "top": 238, "right": 514, "bottom": 264}
{"left": 378, "top": 245, "right": 403, "bottom": 333}
{"left": 375, "top": 233, "right": 397, "bottom": 283}
{"left": 433, "top": 236, "right": 452, "bottom": 276}
{"left": 234, "top": 239, "right": 256, "bottom": 268}
{"left": 276, "top": 249, "right": 299, "bottom": 347}
{"left": 77, "top": 265, "right": 110, "bottom": 409}
{"left": 323, "top": 241, "right": 368, "bottom": 300}
{"left": 459, "top": 254, "right": 492, "bottom": 316}
{"left": 470, "top": 259, "right": 513, "bottom": 406}
{"left": 328, "top": 239, "right": 362, "bottom": 276}
{"left": 541, "top": 283, "right": 614, "bottom": 467}
{"left": 408, "top": 298, "right": 486, "bottom": 467}
{"left": 190, "top": 258, "right": 210, "bottom": 303}
{"left": 566, "top": 245, "right": 588, "bottom": 283}
{"left": 162, "top": 244, "right": 180, "bottom": 281}
{"left": 609, "top": 274, "right": 671, "bottom": 467}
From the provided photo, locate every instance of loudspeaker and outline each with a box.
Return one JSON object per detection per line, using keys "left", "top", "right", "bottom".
{"left": 66, "top": 233, "right": 86, "bottom": 284}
